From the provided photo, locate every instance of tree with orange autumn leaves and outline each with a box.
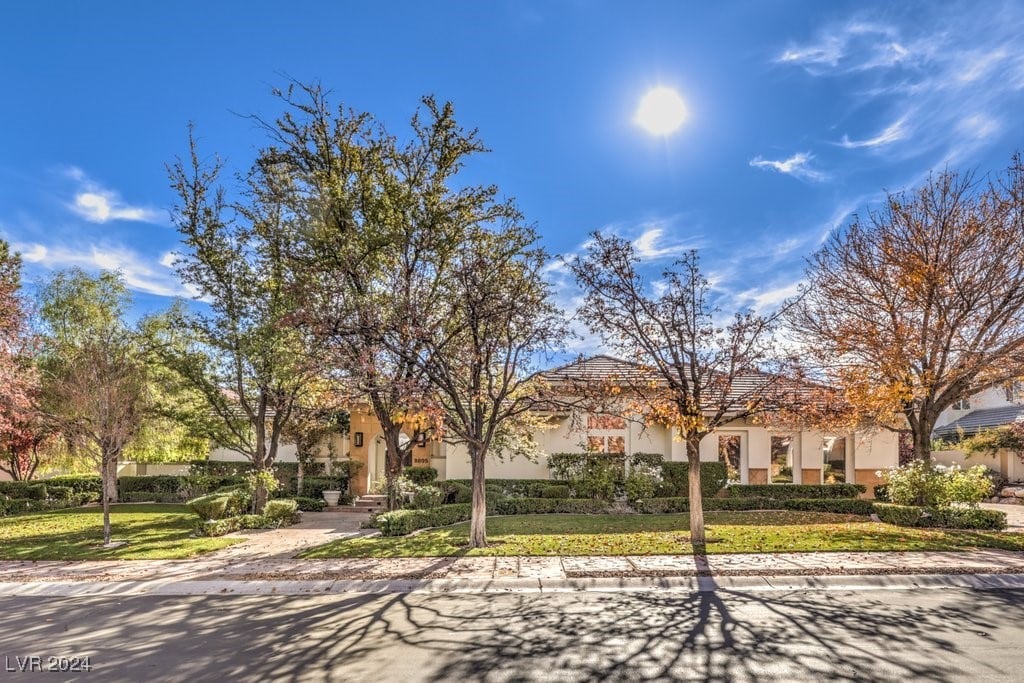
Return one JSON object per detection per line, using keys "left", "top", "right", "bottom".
{"left": 788, "top": 158, "right": 1024, "bottom": 462}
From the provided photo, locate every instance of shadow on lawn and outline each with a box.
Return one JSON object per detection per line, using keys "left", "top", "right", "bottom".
{"left": 5, "top": 583, "right": 1021, "bottom": 680}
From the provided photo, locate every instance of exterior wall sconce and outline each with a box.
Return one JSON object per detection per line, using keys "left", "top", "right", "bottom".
{"left": 353, "top": 432, "right": 364, "bottom": 447}
{"left": 416, "top": 432, "right": 427, "bottom": 447}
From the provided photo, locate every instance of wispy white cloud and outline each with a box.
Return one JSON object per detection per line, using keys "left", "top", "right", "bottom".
{"left": 631, "top": 227, "right": 693, "bottom": 259}
{"left": 837, "top": 117, "right": 908, "bottom": 149}
{"left": 15, "top": 240, "right": 191, "bottom": 298}
{"left": 749, "top": 152, "right": 827, "bottom": 182}
{"left": 777, "top": 6, "right": 1024, "bottom": 166}
{"left": 64, "top": 167, "right": 162, "bottom": 224}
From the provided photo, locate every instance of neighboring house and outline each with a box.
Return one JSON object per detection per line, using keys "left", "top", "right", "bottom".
{"left": 208, "top": 355, "right": 903, "bottom": 496}
{"left": 931, "top": 383, "right": 1024, "bottom": 482}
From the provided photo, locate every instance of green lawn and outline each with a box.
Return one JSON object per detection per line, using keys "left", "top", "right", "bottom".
{"left": 0, "top": 504, "right": 241, "bottom": 560}
{"left": 299, "top": 511, "right": 1024, "bottom": 558}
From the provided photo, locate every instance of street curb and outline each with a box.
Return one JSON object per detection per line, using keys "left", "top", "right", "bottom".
{"left": 1, "top": 573, "right": 1024, "bottom": 597}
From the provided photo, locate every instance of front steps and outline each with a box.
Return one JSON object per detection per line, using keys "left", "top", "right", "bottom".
{"left": 332, "top": 494, "right": 386, "bottom": 513}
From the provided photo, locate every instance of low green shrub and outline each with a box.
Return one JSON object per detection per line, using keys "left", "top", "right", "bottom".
{"left": 873, "top": 485, "right": 889, "bottom": 501}
{"left": 875, "top": 503, "right": 1006, "bottom": 530}
{"left": 446, "top": 479, "right": 567, "bottom": 498}
{"left": 929, "top": 507, "right": 1007, "bottom": 530}
{"left": 407, "top": 486, "right": 443, "bottom": 510}
{"left": 42, "top": 475, "right": 102, "bottom": 498}
{"left": 549, "top": 453, "right": 625, "bottom": 500}
{"left": 121, "top": 491, "right": 182, "bottom": 503}
{"left": 0, "top": 498, "right": 51, "bottom": 516}
{"left": 47, "top": 486, "right": 74, "bottom": 501}
{"left": 727, "top": 484, "right": 865, "bottom": 499}
{"left": 376, "top": 503, "right": 473, "bottom": 536}
{"left": 493, "top": 498, "right": 608, "bottom": 515}
{"left": 118, "top": 475, "right": 185, "bottom": 499}
{"left": 298, "top": 477, "right": 347, "bottom": 500}
{"left": 187, "top": 493, "right": 232, "bottom": 521}
{"left": 435, "top": 481, "right": 473, "bottom": 504}
{"left": 0, "top": 482, "right": 48, "bottom": 500}
{"left": 197, "top": 517, "right": 242, "bottom": 536}
{"left": 540, "top": 485, "right": 571, "bottom": 499}
{"left": 403, "top": 467, "right": 438, "bottom": 485}
{"left": 291, "top": 496, "right": 326, "bottom": 512}
{"left": 657, "top": 462, "right": 728, "bottom": 498}
{"left": 780, "top": 498, "right": 875, "bottom": 515}
{"left": 263, "top": 499, "right": 300, "bottom": 524}
{"left": 634, "top": 496, "right": 775, "bottom": 513}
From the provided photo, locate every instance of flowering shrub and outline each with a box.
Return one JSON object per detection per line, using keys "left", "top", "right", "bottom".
{"left": 880, "top": 460, "right": 993, "bottom": 508}
{"left": 624, "top": 458, "right": 663, "bottom": 504}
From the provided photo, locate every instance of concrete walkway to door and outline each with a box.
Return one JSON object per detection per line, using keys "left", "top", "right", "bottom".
{"left": 208, "top": 509, "right": 376, "bottom": 560}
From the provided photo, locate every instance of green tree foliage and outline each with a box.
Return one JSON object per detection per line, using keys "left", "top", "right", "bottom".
{"left": 165, "top": 128, "right": 326, "bottom": 511}
{"left": 36, "top": 269, "right": 148, "bottom": 544}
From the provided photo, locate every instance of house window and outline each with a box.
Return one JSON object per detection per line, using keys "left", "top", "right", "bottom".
{"left": 585, "top": 435, "right": 626, "bottom": 454}
{"left": 718, "top": 435, "right": 741, "bottom": 483}
{"left": 771, "top": 435, "right": 793, "bottom": 483}
{"left": 587, "top": 415, "right": 627, "bottom": 430}
{"left": 952, "top": 398, "right": 971, "bottom": 411}
{"left": 822, "top": 436, "right": 847, "bottom": 484}
{"left": 585, "top": 413, "right": 627, "bottom": 454}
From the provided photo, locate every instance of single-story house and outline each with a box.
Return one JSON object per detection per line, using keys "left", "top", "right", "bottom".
{"left": 211, "top": 356, "right": 901, "bottom": 497}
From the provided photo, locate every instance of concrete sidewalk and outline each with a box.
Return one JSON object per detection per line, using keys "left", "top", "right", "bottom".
{"left": 1, "top": 549, "right": 1023, "bottom": 585}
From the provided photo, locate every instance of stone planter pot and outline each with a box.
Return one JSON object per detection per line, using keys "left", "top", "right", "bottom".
{"left": 322, "top": 490, "right": 341, "bottom": 507}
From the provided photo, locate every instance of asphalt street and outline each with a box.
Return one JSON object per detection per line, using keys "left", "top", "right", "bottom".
{"left": 0, "top": 586, "right": 1020, "bottom": 681}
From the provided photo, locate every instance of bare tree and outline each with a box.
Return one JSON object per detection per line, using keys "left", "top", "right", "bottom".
{"left": 787, "top": 158, "right": 1024, "bottom": 461}
{"left": 410, "top": 224, "right": 568, "bottom": 548}
{"left": 570, "top": 235, "right": 792, "bottom": 545}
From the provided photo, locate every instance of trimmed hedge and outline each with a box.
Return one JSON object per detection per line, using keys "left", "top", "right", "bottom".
{"left": 43, "top": 475, "right": 102, "bottom": 498}
{"left": 296, "top": 477, "right": 347, "bottom": 500}
{"left": 376, "top": 503, "right": 473, "bottom": 536}
{"left": 0, "top": 481, "right": 48, "bottom": 500}
{"left": 118, "top": 475, "right": 184, "bottom": 498}
{"left": 404, "top": 466, "right": 438, "bottom": 485}
{"left": 435, "top": 481, "right": 473, "bottom": 504}
{"left": 541, "top": 485, "right": 572, "bottom": 499}
{"left": 875, "top": 503, "right": 1007, "bottom": 530}
{"left": 493, "top": 498, "right": 608, "bottom": 516}
{"left": 726, "top": 484, "right": 866, "bottom": 499}
{"left": 291, "top": 496, "right": 327, "bottom": 512}
{"left": 780, "top": 498, "right": 875, "bottom": 515}
{"left": 658, "top": 462, "right": 728, "bottom": 498}
{"left": 0, "top": 495, "right": 94, "bottom": 517}
{"left": 263, "top": 499, "right": 300, "bottom": 524}
{"left": 873, "top": 485, "right": 889, "bottom": 501}
{"left": 446, "top": 479, "right": 572, "bottom": 499}
{"left": 634, "top": 496, "right": 875, "bottom": 515}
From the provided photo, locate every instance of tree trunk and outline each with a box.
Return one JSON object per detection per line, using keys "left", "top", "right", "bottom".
{"left": 383, "top": 429, "right": 404, "bottom": 511}
{"left": 101, "top": 454, "right": 112, "bottom": 546}
{"left": 913, "top": 413, "right": 935, "bottom": 462}
{"left": 296, "top": 457, "right": 305, "bottom": 497}
{"left": 686, "top": 435, "right": 705, "bottom": 547}
{"left": 468, "top": 445, "right": 487, "bottom": 548}
{"left": 104, "top": 454, "right": 118, "bottom": 504}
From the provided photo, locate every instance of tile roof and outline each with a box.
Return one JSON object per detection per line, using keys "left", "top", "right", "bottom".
{"left": 932, "top": 405, "right": 1024, "bottom": 439}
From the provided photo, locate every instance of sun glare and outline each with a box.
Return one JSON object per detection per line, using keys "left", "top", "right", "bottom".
{"left": 634, "top": 87, "right": 688, "bottom": 136}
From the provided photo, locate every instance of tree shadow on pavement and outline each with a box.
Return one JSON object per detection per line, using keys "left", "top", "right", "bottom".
{"left": 1, "top": 583, "right": 1021, "bottom": 681}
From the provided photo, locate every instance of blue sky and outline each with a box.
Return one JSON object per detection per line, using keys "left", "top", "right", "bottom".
{"left": 2, "top": 1, "right": 1023, "bottom": 350}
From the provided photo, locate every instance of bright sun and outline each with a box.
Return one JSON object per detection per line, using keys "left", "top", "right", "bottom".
{"left": 634, "top": 87, "right": 688, "bottom": 136}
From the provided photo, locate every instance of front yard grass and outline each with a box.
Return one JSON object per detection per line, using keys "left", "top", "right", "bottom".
{"left": 299, "top": 511, "right": 1024, "bottom": 558}
{"left": 0, "top": 504, "right": 240, "bottom": 560}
